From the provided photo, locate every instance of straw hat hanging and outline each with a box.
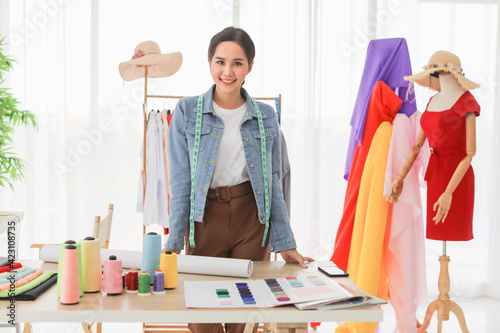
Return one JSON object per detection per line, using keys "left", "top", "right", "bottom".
{"left": 119, "top": 41, "right": 182, "bottom": 81}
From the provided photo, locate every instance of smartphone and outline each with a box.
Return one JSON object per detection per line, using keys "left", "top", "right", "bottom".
{"left": 318, "top": 266, "right": 349, "bottom": 277}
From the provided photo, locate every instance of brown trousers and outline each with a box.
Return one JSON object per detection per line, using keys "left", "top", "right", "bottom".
{"left": 186, "top": 181, "right": 270, "bottom": 333}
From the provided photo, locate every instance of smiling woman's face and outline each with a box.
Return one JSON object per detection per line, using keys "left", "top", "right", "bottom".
{"left": 209, "top": 41, "right": 253, "bottom": 100}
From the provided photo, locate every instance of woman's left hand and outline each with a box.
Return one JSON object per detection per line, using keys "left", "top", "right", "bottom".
{"left": 433, "top": 191, "right": 452, "bottom": 224}
{"left": 280, "top": 249, "right": 315, "bottom": 268}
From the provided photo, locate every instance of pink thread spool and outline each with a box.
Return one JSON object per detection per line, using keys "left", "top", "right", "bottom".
{"left": 60, "top": 245, "right": 80, "bottom": 305}
{"left": 102, "top": 255, "right": 123, "bottom": 295}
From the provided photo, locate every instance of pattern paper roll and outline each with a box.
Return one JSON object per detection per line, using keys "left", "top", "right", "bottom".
{"left": 102, "top": 255, "right": 123, "bottom": 295}
{"left": 57, "top": 240, "right": 83, "bottom": 297}
{"left": 60, "top": 245, "right": 80, "bottom": 305}
{"left": 81, "top": 237, "right": 102, "bottom": 292}
{"left": 160, "top": 251, "right": 178, "bottom": 289}
{"left": 141, "top": 232, "right": 161, "bottom": 284}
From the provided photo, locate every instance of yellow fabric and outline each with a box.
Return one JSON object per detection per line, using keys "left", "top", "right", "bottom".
{"left": 336, "top": 122, "right": 393, "bottom": 333}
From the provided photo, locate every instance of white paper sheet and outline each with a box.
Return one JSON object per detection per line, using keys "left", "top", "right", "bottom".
{"left": 39, "top": 245, "right": 253, "bottom": 277}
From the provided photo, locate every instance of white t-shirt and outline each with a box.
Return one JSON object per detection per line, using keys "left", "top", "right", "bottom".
{"left": 211, "top": 101, "right": 250, "bottom": 188}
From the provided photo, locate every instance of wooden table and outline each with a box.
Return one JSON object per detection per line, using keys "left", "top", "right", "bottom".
{"left": 1, "top": 260, "right": 383, "bottom": 332}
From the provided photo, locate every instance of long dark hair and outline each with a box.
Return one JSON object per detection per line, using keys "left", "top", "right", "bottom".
{"left": 208, "top": 27, "right": 255, "bottom": 65}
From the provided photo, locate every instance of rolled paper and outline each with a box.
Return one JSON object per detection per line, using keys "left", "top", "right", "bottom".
{"left": 60, "top": 245, "right": 80, "bottom": 305}
{"left": 141, "top": 232, "right": 161, "bottom": 284}
{"left": 102, "top": 255, "right": 123, "bottom": 295}
{"left": 138, "top": 271, "right": 151, "bottom": 296}
{"left": 40, "top": 246, "right": 253, "bottom": 277}
{"left": 153, "top": 270, "right": 165, "bottom": 294}
{"left": 160, "top": 251, "right": 178, "bottom": 289}
{"left": 81, "top": 237, "right": 102, "bottom": 292}
{"left": 57, "top": 240, "right": 83, "bottom": 297}
{"left": 126, "top": 269, "right": 138, "bottom": 293}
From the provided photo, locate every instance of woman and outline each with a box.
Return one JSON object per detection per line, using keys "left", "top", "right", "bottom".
{"left": 165, "top": 26, "right": 313, "bottom": 333}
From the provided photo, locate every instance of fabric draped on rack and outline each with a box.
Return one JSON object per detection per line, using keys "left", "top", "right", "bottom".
{"left": 336, "top": 83, "right": 400, "bottom": 333}
{"left": 344, "top": 38, "right": 416, "bottom": 181}
{"left": 383, "top": 112, "right": 428, "bottom": 333}
{"left": 331, "top": 81, "right": 402, "bottom": 271}
{"left": 137, "top": 110, "right": 170, "bottom": 228}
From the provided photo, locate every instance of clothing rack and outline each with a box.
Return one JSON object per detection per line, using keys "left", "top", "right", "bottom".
{"left": 140, "top": 66, "right": 282, "bottom": 235}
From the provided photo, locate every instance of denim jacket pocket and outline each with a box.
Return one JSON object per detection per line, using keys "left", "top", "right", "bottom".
{"left": 185, "top": 121, "right": 212, "bottom": 153}
{"left": 251, "top": 127, "right": 276, "bottom": 157}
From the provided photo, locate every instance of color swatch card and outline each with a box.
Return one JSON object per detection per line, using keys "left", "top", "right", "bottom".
{"left": 184, "top": 275, "right": 364, "bottom": 308}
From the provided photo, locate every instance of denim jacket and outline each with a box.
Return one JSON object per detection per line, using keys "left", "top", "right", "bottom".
{"left": 165, "top": 85, "right": 297, "bottom": 253}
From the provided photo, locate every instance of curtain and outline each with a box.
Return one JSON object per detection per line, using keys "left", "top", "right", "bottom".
{"left": 0, "top": 0, "right": 498, "bottom": 304}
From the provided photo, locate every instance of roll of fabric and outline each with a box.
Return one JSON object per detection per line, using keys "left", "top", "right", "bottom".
{"left": 141, "top": 232, "right": 162, "bottom": 284}
{"left": 57, "top": 240, "right": 83, "bottom": 297}
{"left": 40, "top": 246, "right": 253, "bottom": 277}
{"left": 160, "top": 251, "right": 178, "bottom": 289}
{"left": 60, "top": 245, "right": 80, "bottom": 305}
{"left": 81, "top": 237, "right": 102, "bottom": 292}
{"left": 102, "top": 255, "right": 123, "bottom": 295}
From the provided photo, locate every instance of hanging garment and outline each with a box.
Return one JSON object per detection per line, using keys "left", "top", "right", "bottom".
{"left": 331, "top": 81, "right": 402, "bottom": 270}
{"left": 161, "top": 109, "right": 172, "bottom": 234}
{"left": 384, "top": 112, "right": 428, "bottom": 333}
{"left": 420, "top": 91, "right": 480, "bottom": 241}
{"left": 344, "top": 38, "right": 416, "bottom": 180}
{"left": 280, "top": 129, "right": 291, "bottom": 218}
{"left": 336, "top": 120, "right": 395, "bottom": 333}
{"left": 137, "top": 110, "right": 169, "bottom": 228}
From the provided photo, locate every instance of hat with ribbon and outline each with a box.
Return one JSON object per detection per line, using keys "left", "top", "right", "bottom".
{"left": 404, "top": 50, "right": 479, "bottom": 91}
{"left": 119, "top": 41, "right": 182, "bottom": 81}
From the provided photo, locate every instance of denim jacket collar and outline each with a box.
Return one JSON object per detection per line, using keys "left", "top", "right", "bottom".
{"left": 197, "top": 84, "right": 267, "bottom": 120}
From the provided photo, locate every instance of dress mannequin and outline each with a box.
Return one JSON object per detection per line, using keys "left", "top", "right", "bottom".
{"left": 388, "top": 51, "right": 480, "bottom": 333}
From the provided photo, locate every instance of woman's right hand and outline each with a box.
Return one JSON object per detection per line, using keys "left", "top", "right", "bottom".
{"left": 387, "top": 177, "right": 404, "bottom": 204}
{"left": 162, "top": 248, "right": 181, "bottom": 255}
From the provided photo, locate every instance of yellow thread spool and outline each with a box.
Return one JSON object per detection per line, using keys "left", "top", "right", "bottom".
{"left": 159, "top": 251, "right": 178, "bottom": 289}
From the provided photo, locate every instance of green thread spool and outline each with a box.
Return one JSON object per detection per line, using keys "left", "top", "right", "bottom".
{"left": 138, "top": 271, "right": 151, "bottom": 296}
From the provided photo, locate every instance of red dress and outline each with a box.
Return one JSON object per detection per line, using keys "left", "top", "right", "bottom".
{"left": 420, "top": 91, "right": 480, "bottom": 241}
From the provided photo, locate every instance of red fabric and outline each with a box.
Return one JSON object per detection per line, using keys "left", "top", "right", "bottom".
{"left": 0, "top": 262, "right": 22, "bottom": 273}
{"left": 420, "top": 91, "right": 480, "bottom": 241}
{"left": 167, "top": 113, "right": 173, "bottom": 126}
{"left": 331, "top": 81, "right": 402, "bottom": 270}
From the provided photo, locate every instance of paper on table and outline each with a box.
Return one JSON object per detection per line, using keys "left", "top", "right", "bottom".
{"left": 39, "top": 245, "right": 253, "bottom": 278}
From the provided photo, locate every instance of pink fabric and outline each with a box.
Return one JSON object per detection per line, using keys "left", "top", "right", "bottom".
{"left": 161, "top": 110, "right": 172, "bottom": 218}
{"left": 383, "top": 112, "right": 428, "bottom": 333}
{"left": 0, "top": 269, "right": 43, "bottom": 292}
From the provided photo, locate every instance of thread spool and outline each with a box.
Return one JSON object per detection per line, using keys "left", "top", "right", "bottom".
{"left": 138, "top": 271, "right": 151, "bottom": 296}
{"left": 60, "top": 245, "right": 80, "bottom": 305}
{"left": 141, "top": 232, "right": 162, "bottom": 285}
{"left": 102, "top": 255, "right": 123, "bottom": 295}
{"left": 153, "top": 270, "right": 165, "bottom": 295}
{"left": 126, "top": 269, "right": 138, "bottom": 293}
{"left": 57, "top": 240, "right": 83, "bottom": 297}
{"left": 81, "top": 236, "right": 102, "bottom": 293}
{"left": 159, "top": 251, "right": 178, "bottom": 289}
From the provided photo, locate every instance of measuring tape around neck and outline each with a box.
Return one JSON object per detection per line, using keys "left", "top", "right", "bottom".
{"left": 188, "top": 95, "right": 270, "bottom": 248}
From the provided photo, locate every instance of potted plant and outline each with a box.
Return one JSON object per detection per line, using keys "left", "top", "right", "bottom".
{"left": 0, "top": 36, "right": 37, "bottom": 190}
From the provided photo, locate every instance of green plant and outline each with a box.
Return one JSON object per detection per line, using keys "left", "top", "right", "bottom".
{"left": 0, "top": 36, "right": 37, "bottom": 190}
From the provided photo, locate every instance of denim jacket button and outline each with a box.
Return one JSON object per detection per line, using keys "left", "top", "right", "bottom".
{"left": 256, "top": 189, "right": 261, "bottom": 194}
{"left": 269, "top": 246, "right": 275, "bottom": 251}
{"left": 249, "top": 163, "right": 255, "bottom": 168}
{"left": 244, "top": 137, "right": 249, "bottom": 142}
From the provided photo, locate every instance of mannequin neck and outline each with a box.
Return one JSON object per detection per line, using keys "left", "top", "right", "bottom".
{"left": 438, "top": 73, "right": 466, "bottom": 95}
{"left": 427, "top": 74, "right": 467, "bottom": 111}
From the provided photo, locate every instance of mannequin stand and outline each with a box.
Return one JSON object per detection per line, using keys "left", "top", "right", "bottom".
{"left": 417, "top": 242, "right": 469, "bottom": 333}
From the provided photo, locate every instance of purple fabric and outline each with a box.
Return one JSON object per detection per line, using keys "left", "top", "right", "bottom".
{"left": 344, "top": 38, "right": 416, "bottom": 180}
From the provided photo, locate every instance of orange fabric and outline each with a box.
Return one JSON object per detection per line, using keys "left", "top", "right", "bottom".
{"left": 331, "top": 81, "right": 402, "bottom": 270}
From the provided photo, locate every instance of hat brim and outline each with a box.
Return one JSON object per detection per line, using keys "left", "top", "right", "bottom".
{"left": 404, "top": 67, "right": 479, "bottom": 91}
{"left": 119, "top": 52, "right": 182, "bottom": 81}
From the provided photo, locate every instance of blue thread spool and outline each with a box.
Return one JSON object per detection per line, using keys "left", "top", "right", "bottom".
{"left": 141, "top": 232, "right": 162, "bottom": 284}
{"left": 153, "top": 270, "right": 165, "bottom": 295}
